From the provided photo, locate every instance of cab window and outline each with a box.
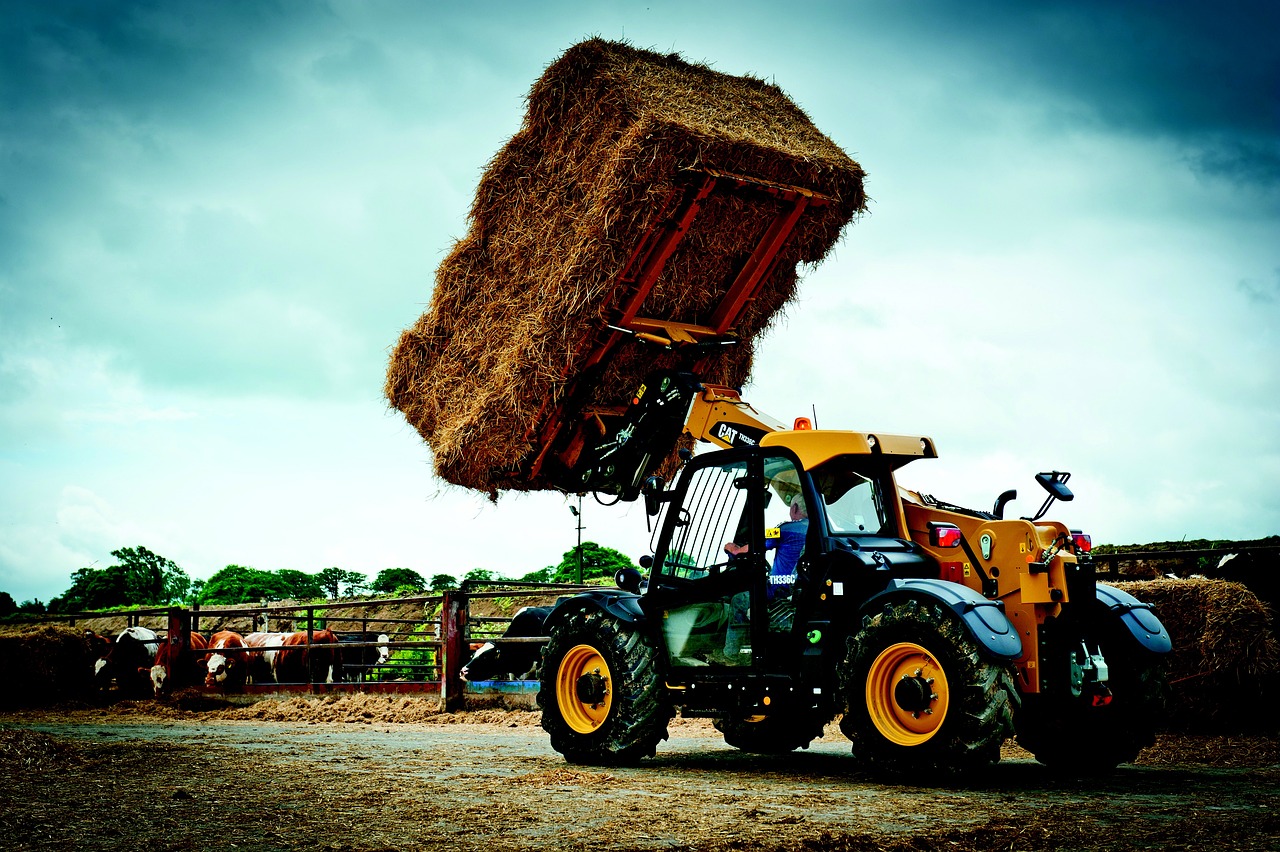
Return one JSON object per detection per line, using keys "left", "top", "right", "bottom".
{"left": 811, "top": 458, "right": 894, "bottom": 536}
{"left": 658, "top": 459, "right": 750, "bottom": 581}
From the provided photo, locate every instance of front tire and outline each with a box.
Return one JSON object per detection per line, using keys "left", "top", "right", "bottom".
{"left": 839, "top": 597, "right": 1018, "bottom": 773}
{"left": 538, "top": 607, "right": 671, "bottom": 765}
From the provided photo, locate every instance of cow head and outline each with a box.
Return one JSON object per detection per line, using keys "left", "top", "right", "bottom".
{"left": 150, "top": 664, "right": 167, "bottom": 697}
{"left": 460, "top": 642, "right": 498, "bottom": 682}
{"left": 376, "top": 634, "right": 391, "bottom": 666}
{"left": 205, "top": 653, "right": 234, "bottom": 687}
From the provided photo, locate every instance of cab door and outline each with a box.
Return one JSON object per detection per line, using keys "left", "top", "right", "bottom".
{"left": 643, "top": 450, "right": 765, "bottom": 670}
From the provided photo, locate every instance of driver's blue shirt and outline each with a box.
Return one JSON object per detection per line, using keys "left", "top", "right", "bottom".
{"left": 766, "top": 518, "right": 807, "bottom": 600}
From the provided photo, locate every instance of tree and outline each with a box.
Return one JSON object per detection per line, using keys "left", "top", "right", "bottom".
{"left": 316, "top": 567, "right": 367, "bottom": 599}
{"left": 550, "top": 541, "right": 636, "bottom": 584}
{"left": 519, "top": 566, "right": 555, "bottom": 583}
{"left": 50, "top": 564, "right": 127, "bottom": 612}
{"left": 49, "top": 546, "right": 191, "bottom": 612}
{"left": 0, "top": 592, "right": 15, "bottom": 617}
{"left": 275, "top": 569, "right": 325, "bottom": 600}
{"left": 429, "top": 573, "right": 458, "bottom": 592}
{"left": 462, "top": 568, "right": 500, "bottom": 585}
{"left": 371, "top": 568, "right": 427, "bottom": 595}
{"left": 199, "top": 565, "right": 293, "bottom": 605}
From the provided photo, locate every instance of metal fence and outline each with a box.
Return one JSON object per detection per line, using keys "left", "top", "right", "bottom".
{"left": 38, "top": 582, "right": 597, "bottom": 709}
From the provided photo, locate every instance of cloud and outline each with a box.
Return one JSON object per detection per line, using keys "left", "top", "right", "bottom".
{"left": 1237, "top": 270, "right": 1280, "bottom": 305}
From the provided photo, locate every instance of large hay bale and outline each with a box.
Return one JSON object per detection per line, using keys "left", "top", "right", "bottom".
{"left": 0, "top": 625, "right": 95, "bottom": 709}
{"left": 386, "top": 38, "right": 865, "bottom": 495}
{"left": 1116, "top": 578, "right": 1280, "bottom": 732}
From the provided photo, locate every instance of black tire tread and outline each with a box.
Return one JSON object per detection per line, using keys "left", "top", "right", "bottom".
{"left": 838, "top": 597, "right": 1019, "bottom": 773}
{"left": 538, "top": 607, "right": 672, "bottom": 765}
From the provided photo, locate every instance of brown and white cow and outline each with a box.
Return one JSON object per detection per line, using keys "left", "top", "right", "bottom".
{"left": 243, "top": 631, "right": 291, "bottom": 684}
{"left": 149, "top": 631, "right": 209, "bottom": 697}
{"left": 274, "top": 630, "right": 343, "bottom": 684}
{"left": 204, "top": 630, "right": 249, "bottom": 691}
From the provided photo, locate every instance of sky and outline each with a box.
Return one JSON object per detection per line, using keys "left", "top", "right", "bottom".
{"left": 2, "top": 0, "right": 1277, "bottom": 605}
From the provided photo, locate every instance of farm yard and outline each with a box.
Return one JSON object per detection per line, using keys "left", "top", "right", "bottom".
{"left": 2, "top": 562, "right": 1279, "bottom": 852}
{"left": 1, "top": 697, "right": 1278, "bottom": 852}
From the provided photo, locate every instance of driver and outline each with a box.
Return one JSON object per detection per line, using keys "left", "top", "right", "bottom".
{"left": 723, "top": 493, "right": 809, "bottom": 602}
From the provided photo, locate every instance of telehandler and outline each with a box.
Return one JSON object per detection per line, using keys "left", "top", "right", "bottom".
{"left": 530, "top": 170, "right": 1171, "bottom": 773}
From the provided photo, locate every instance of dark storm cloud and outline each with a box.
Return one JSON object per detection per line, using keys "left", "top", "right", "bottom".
{"left": 870, "top": 0, "right": 1279, "bottom": 188}
{"left": 0, "top": 1, "right": 408, "bottom": 399}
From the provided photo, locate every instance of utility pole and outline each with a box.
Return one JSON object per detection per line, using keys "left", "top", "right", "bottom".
{"left": 569, "top": 494, "right": 584, "bottom": 584}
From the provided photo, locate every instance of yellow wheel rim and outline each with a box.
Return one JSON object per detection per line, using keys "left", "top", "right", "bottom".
{"left": 865, "top": 642, "right": 949, "bottom": 746}
{"left": 556, "top": 644, "right": 613, "bottom": 734}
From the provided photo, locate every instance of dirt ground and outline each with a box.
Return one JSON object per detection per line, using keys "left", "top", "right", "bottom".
{"left": 2, "top": 695, "right": 1278, "bottom": 852}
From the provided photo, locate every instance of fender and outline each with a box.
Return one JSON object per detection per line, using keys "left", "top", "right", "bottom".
{"left": 1095, "top": 583, "right": 1172, "bottom": 654}
{"left": 544, "top": 588, "right": 646, "bottom": 631}
{"left": 861, "top": 578, "right": 1023, "bottom": 661}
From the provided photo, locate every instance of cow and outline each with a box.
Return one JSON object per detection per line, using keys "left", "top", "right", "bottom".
{"left": 338, "top": 632, "right": 391, "bottom": 682}
{"left": 204, "top": 630, "right": 249, "bottom": 691}
{"left": 460, "top": 606, "right": 552, "bottom": 682}
{"left": 96, "top": 627, "right": 161, "bottom": 696}
{"left": 84, "top": 629, "right": 113, "bottom": 662}
{"left": 274, "top": 630, "right": 343, "bottom": 684}
{"left": 243, "top": 631, "right": 292, "bottom": 684}
{"left": 149, "top": 631, "right": 209, "bottom": 697}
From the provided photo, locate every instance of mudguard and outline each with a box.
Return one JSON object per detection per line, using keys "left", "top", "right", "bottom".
{"left": 861, "top": 578, "right": 1023, "bottom": 661}
{"left": 544, "top": 588, "right": 645, "bottom": 630}
{"left": 1096, "top": 583, "right": 1172, "bottom": 654}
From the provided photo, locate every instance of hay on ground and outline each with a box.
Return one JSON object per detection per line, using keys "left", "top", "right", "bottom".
{"left": 0, "top": 625, "right": 95, "bottom": 709}
{"left": 1116, "top": 578, "right": 1280, "bottom": 732}
{"left": 386, "top": 38, "right": 865, "bottom": 496}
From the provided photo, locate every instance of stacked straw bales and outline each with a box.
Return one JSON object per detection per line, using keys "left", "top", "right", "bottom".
{"left": 1116, "top": 578, "right": 1279, "bottom": 732}
{"left": 386, "top": 38, "right": 865, "bottom": 495}
{"left": 0, "top": 625, "right": 94, "bottom": 709}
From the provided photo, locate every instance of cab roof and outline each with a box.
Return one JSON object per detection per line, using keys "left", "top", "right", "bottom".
{"left": 759, "top": 429, "right": 937, "bottom": 471}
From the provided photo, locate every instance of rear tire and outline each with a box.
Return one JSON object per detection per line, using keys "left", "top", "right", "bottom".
{"left": 839, "top": 597, "right": 1018, "bottom": 773}
{"left": 714, "top": 710, "right": 831, "bottom": 754}
{"left": 539, "top": 607, "right": 671, "bottom": 765}
{"left": 1016, "top": 618, "right": 1166, "bottom": 773}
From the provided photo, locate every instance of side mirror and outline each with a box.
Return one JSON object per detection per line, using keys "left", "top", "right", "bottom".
{"left": 615, "top": 567, "right": 643, "bottom": 593}
{"left": 642, "top": 475, "right": 667, "bottom": 517}
{"left": 1035, "top": 472, "right": 1074, "bottom": 502}
{"left": 1027, "top": 471, "right": 1073, "bottom": 522}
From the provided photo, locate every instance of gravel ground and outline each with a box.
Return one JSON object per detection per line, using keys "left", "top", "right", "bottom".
{"left": 2, "top": 696, "right": 1277, "bottom": 852}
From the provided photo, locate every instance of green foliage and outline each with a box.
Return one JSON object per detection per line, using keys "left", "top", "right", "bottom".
{"left": 0, "top": 592, "right": 15, "bottom": 617}
{"left": 49, "top": 546, "right": 190, "bottom": 612}
{"left": 519, "top": 566, "right": 555, "bottom": 583}
{"left": 463, "top": 568, "right": 501, "bottom": 584}
{"left": 385, "top": 618, "right": 439, "bottom": 681}
{"left": 429, "top": 573, "right": 458, "bottom": 591}
{"left": 198, "top": 565, "right": 293, "bottom": 605}
{"left": 550, "top": 541, "right": 636, "bottom": 584}
{"left": 275, "top": 569, "right": 325, "bottom": 601}
{"left": 316, "top": 567, "right": 368, "bottom": 599}
{"left": 371, "top": 568, "right": 427, "bottom": 595}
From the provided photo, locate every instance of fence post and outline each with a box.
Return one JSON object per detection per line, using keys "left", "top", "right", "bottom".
{"left": 441, "top": 589, "right": 468, "bottom": 711}
{"left": 165, "top": 607, "right": 190, "bottom": 683}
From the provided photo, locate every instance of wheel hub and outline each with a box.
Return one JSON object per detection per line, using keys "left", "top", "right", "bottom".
{"left": 894, "top": 674, "right": 935, "bottom": 713}
{"left": 576, "top": 670, "right": 608, "bottom": 705}
{"left": 865, "top": 642, "right": 950, "bottom": 746}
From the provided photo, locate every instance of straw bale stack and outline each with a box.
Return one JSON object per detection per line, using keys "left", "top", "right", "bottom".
{"left": 0, "top": 625, "right": 94, "bottom": 709}
{"left": 386, "top": 38, "right": 865, "bottom": 495}
{"left": 1116, "top": 578, "right": 1280, "bottom": 732}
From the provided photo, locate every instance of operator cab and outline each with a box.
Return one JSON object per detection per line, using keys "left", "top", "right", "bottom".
{"left": 640, "top": 437, "right": 928, "bottom": 708}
